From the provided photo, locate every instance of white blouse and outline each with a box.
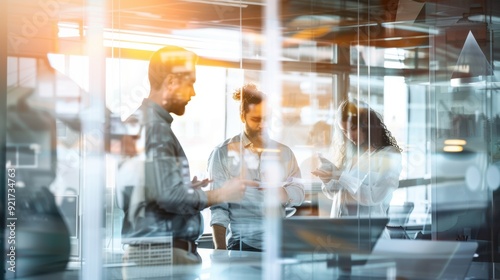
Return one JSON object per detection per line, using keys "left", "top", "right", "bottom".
{"left": 322, "top": 146, "right": 402, "bottom": 218}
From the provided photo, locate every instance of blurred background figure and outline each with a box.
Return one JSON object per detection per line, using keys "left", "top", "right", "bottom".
{"left": 110, "top": 113, "right": 144, "bottom": 241}
{"left": 299, "top": 120, "right": 333, "bottom": 217}
{"left": 299, "top": 120, "right": 333, "bottom": 183}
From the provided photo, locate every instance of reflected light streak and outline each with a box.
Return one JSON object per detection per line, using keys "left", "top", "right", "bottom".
{"left": 59, "top": 24, "right": 242, "bottom": 61}
{"left": 443, "top": 145, "right": 464, "bottom": 152}
{"left": 381, "top": 22, "right": 440, "bottom": 35}
{"left": 103, "top": 40, "right": 165, "bottom": 52}
{"left": 253, "top": 148, "right": 281, "bottom": 153}
{"left": 444, "top": 139, "right": 467, "bottom": 146}
{"left": 58, "top": 23, "right": 328, "bottom": 62}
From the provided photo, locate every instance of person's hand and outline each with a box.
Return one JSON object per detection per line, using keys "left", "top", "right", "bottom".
{"left": 311, "top": 154, "right": 340, "bottom": 183}
{"left": 317, "top": 153, "right": 334, "bottom": 171}
{"left": 256, "top": 182, "right": 281, "bottom": 190}
{"left": 311, "top": 168, "right": 333, "bottom": 184}
{"left": 191, "top": 176, "right": 212, "bottom": 189}
{"left": 218, "top": 178, "right": 259, "bottom": 203}
{"left": 256, "top": 183, "right": 289, "bottom": 205}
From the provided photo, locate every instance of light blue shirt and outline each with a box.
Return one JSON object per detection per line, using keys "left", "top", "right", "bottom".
{"left": 208, "top": 133, "right": 304, "bottom": 250}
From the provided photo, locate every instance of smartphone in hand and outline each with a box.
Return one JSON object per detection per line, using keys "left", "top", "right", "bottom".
{"left": 317, "top": 153, "right": 334, "bottom": 171}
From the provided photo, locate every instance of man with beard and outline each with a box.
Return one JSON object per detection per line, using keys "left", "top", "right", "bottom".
{"left": 208, "top": 83, "right": 305, "bottom": 252}
{"left": 121, "top": 46, "right": 258, "bottom": 279}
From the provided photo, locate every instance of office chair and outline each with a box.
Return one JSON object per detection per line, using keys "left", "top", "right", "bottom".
{"left": 6, "top": 91, "right": 71, "bottom": 278}
{"left": 386, "top": 202, "right": 414, "bottom": 239}
{"left": 388, "top": 202, "right": 414, "bottom": 226}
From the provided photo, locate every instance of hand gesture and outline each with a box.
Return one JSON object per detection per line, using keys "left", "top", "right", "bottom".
{"left": 311, "top": 168, "right": 334, "bottom": 184}
{"left": 311, "top": 154, "right": 339, "bottom": 183}
{"left": 218, "top": 178, "right": 259, "bottom": 203}
{"left": 191, "top": 176, "right": 212, "bottom": 189}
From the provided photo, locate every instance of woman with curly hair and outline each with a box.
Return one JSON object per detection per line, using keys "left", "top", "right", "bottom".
{"left": 312, "top": 100, "right": 402, "bottom": 218}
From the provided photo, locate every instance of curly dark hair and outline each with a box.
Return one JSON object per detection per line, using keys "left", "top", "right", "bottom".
{"left": 339, "top": 101, "right": 401, "bottom": 152}
{"left": 232, "top": 83, "right": 265, "bottom": 114}
{"left": 333, "top": 100, "right": 402, "bottom": 167}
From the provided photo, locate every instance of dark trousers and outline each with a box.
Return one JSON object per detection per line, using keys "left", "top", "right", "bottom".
{"left": 227, "top": 240, "right": 262, "bottom": 252}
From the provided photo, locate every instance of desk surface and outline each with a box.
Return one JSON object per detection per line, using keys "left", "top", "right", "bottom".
{"left": 10, "top": 240, "right": 485, "bottom": 280}
{"left": 197, "top": 241, "right": 479, "bottom": 280}
{"left": 201, "top": 240, "right": 478, "bottom": 279}
{"left": 198, "top": 248, "right": 364, "bottom": 280}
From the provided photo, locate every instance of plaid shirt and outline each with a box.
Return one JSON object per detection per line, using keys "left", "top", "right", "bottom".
{"left": 122, "top": 98, "right": 208, "bottom": 244}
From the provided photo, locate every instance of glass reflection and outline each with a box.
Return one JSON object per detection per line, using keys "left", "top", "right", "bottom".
{"left": 116, "top": 46, "right": 258, "bottom": 279}
{"left": 3, "top": 0, "right": 500, "bottom": 279}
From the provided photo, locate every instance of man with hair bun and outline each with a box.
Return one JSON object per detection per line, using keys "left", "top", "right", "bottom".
{"left": 208, "top": 83, "right": 305, "bottom": 252}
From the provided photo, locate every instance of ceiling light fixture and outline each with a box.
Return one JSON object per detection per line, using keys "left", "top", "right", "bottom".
{"left": 444, "top": 139, "right": 467, "bottom": 146}
{"left": 443, "top": 145, "right": 464, "bottom": 152}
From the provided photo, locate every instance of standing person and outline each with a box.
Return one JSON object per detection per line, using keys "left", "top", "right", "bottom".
{"left": 311, "top": 100, "right": 402, "bottom": 218}
{"left": 121, "top": 46, "right": 258, "bottom": 279}
{"left": 208, "top": 83, "right": 305, "bottom": 252}
{"left": 299, "top": 120, "right": 333, "bottom": 183}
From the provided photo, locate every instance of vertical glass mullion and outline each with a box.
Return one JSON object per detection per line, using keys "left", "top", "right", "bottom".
{"left": 262, "top": 0, "right": 282, "bottom": 279}
{"left": 81, "top": 0, "right": 106, "bottom": 279}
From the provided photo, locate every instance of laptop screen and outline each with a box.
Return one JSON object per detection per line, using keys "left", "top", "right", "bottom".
{"left": 281, "top": 217, "right": 389, "bottom": 256}
{"left": 365, "top": 239, "right": 478, "bottom": 279}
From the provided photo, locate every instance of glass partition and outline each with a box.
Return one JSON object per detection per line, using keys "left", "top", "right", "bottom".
{"left": 3, "top": 0, "right": 499, "bottom": 279}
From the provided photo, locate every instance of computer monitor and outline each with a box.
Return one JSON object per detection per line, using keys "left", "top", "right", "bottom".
{"left": 6, "top": 106, "right": 57, "bottom": 189}
{"left": 280, "top": 217, "right": 389, "bottom": 256}
{"left": 365, "top": 239, "right": 478, "bottom": 279}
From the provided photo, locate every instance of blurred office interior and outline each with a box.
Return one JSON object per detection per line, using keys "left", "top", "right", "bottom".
{"left": 2, "top": 0, "right": 500, "bottom": 279}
